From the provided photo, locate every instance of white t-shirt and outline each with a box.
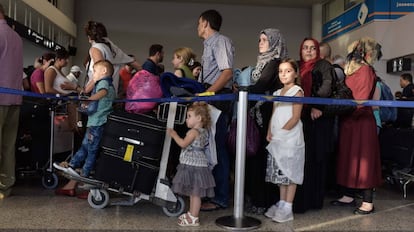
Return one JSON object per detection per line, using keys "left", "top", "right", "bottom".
{"left": 86, "top": 38, "right": 133, "bottom": 95}
{"left": 47, "top": 66, "right": 74, "bottom": 95}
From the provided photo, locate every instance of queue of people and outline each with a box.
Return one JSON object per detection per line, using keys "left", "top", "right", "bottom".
{"left": 0, "top": 3, "right": 400, "bottom": 228}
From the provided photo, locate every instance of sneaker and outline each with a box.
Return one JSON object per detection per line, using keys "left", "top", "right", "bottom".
{"left": 78, "top": 183, "right": 95, "bottom": 190}
{"left": 264, "top": 204, "right": 279, "bottom": 218}
{"left": 66, "top": 167, "right": 81, "bottom": 177}
{"left": 53, "top": 162, "right": 67, "bottom": 172}
{"left": 272, "top": 209, "right": 294, "bottom": 223}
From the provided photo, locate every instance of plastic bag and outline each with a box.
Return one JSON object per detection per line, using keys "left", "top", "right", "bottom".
{"left": 125, "top": 70, "right": 163, "bottom": 114}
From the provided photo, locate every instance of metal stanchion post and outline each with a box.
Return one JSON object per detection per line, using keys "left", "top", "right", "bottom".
{"left": 216, "top": 87, "right": 261, "bottom": 231}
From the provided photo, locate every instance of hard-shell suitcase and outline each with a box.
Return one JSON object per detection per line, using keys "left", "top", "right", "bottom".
{"left": 100, "top": 111, "right": 166, "bottom": 161}
{"left": 95, "top": 111, "right": 166, "bottom": 194}
{"left": 95, "top": 147, "right": 159, "bottom": 195}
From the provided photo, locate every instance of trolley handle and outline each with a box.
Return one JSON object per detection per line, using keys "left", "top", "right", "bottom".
{"left": 119, "top": 137, "right": 144, "bottom": 146}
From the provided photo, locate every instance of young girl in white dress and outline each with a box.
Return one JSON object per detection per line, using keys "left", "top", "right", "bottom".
{"left": 167, "top": 102, "right": 215, "bottom": 227}
{"left": 264, "top": 58, "right": 305, "bottom": 223}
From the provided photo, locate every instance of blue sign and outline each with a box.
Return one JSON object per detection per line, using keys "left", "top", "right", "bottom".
{"left": 323, "top": 0, "right": 414, "bottom": 42}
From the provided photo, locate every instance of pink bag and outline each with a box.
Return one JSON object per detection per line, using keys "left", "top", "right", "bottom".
{"left": 125, "top": 70, "right": 163, "bottom": 114}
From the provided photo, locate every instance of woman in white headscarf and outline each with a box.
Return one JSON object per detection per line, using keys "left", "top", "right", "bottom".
{"left": 244, "top": 28, "right": 288, "bottom": 214}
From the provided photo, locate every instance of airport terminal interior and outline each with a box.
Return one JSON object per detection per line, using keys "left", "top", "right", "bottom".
{"left": 2, "top": 0, "right": 414, "bottom": 231}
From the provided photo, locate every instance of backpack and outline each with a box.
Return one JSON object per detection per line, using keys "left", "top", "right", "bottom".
{"left": 377, "top": 78, "right": 397, "bottom": 122}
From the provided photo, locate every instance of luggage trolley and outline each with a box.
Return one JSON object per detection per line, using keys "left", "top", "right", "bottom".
{"left": 380, "top": 127, "right": 414, "bottom": 198}
{"left": 16, "top": 97, "right": 74, "bottom": 189}
{"left": 57, "top": 102, "right": 187, "bottom": 217}
{"left": 42, "top": 99, "right": 76, "bottom": 189}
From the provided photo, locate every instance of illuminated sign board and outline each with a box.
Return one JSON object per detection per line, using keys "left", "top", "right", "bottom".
{"left": 386, "top": 57, "right": 411, "bottom": 73}
{"left": 6, "top": 16, "right": 63, "bottom": 51}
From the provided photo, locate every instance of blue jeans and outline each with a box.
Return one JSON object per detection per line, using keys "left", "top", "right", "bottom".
{"left": 211, "top": 113, "right": 230, "bottom": 208}
{"left": 69, "top": 125, "right": 104, "bottom": 177}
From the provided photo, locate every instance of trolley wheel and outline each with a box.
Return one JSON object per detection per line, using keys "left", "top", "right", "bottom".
{"left": 87, "top": 189, "right": 109, "bottom": 209}
{"left": 162, "top": 195, "right": 185, "bottom": 217}
{"left": 42, "top": 171, "right": 58, "bottom": 189}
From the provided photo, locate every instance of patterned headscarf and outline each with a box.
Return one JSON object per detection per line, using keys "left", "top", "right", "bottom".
{"left": 344, "top": 36, "right": 382, "bottom": 76}
{"left": 251, "top": 28, "right": 288, "bottom": 84}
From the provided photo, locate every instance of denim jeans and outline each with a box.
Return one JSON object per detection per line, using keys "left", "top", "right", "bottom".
{"left": 211, "top": 112, "right": 230, "bottom": 208}
{"left": 69, "top": 125, "right": 104, "bottom": 177}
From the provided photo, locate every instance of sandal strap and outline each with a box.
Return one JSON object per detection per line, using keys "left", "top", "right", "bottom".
{"left": 187, "top": 212, "right": 199, "bottom": 222}
{"left": 178, "top": 212, "right": 199, "bottom": 226}
{"left": 178, "top": 212, "right": 189, "bottom": 220}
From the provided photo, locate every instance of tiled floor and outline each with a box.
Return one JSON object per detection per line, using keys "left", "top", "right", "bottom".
{"left": 0, "top": 174, "right": 413, "bottom": 232}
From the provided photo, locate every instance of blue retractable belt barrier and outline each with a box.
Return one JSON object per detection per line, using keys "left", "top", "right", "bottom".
{"left": 2, "top": 87, "right": 414, "bottom": 108}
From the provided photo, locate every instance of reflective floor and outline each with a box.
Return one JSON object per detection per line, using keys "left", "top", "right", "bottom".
{"left": 0, "top": 174, "right": 413, "bottom": 232}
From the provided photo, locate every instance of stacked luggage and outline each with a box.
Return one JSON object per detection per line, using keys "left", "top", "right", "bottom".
{"left": 96, "top": 111, "right": 166, "bottom": 195}
{"left": 65, "top": 104, "right": 187, "bottom": 217}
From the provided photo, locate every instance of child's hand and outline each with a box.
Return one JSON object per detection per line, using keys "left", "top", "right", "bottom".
{"left": 167, "top": 128, "right": 176, "bottom": 137}
{"left": 266, "top": 132, "right": 272, "bottom": 142}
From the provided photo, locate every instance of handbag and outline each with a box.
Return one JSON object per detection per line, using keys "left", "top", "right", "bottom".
{"left": 227, "top": 113, "right": 261, "bottom": 157}
{"left": 78, "top": 77, "right": 112, "bottom": 116}
{"left": 78, "top": 95, "right": 98, "bottom": 116}
{"left": 323, "top": 78, "right": 356, "bottom": 117}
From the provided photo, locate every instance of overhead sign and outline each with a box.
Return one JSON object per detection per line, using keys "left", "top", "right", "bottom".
{"left": 6, "top": 16, "right": 63, "bottom": 51}
{"left": 386, "top": 57, "right": 412, "bottom": 73}
{"left": 323, "top": 0, "right": 414, "bottom": 42}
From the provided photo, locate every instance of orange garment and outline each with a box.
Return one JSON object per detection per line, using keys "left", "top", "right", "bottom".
{"left": 119, "top": 67, "right": 132, "bottom": 94}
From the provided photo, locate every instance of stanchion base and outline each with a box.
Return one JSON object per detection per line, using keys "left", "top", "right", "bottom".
{"left": 216, "top": 215, "right": 261, "bottom": 231}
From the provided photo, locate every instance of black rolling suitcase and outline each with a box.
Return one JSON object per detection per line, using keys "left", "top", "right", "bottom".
{"left": 95, "top": 111, "right": 166, "bottom": 195}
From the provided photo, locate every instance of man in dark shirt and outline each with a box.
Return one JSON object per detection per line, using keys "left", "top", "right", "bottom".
{"left": 142, "top": 44, "right": 164, "bottom": 76}
{"left": 395, "top": 73, "right": 414, "bottom": 128}
{"left": 400, "top": 73, "right": 414, "bottom": 99}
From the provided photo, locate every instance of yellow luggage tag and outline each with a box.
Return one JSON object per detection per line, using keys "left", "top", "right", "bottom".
{"left": 123, "top": 144, "right": 134, "bottom": 162}
{"left": 197, "top": 91, "right": 215, "bottom": 96}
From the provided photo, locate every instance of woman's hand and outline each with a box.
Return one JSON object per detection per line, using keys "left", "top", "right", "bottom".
{"left": 311, "top": 108, "right": 323, "bottom": 120}
{"left": 60, "top": 82, "right": 76, "bottom": 91}
{"left": 232, "top": 83, "right": 239, "bottom": 93}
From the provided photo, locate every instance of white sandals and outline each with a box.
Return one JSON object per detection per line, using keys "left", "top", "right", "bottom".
{"left": 178, "top": 212, "right": 200, "bottom": 227}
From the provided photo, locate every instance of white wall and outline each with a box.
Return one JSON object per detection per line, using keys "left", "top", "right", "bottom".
{"left": 72, "top": 0, "right": 312, "bottom": 74}
{"left": 327, "top": 12, "right": 414, "bottom": 93}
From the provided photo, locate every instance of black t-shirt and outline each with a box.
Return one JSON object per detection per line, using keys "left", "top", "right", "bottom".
{"left": 402, "top": 83, "right": 414, "bottom": 99}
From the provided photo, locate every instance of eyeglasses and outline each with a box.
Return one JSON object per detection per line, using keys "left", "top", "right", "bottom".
{"left": 302, "top": 46, "right": 317, "bottom": 51}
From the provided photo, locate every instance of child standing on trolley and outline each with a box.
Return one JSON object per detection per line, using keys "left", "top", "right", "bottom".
{"left": 167, "top": 102, "right": 215, "bottom": 227}
{"left": 53, "top": 60, "right": 115, "bottom": 197}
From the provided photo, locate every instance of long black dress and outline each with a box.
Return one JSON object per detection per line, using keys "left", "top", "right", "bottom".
{"left": 293, "top": 59, "right": 336, "bottom": 213}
